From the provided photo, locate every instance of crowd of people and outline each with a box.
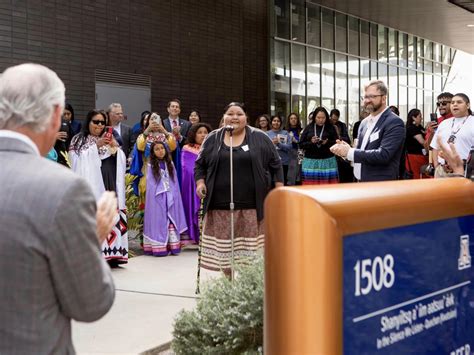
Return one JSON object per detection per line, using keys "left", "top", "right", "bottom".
{"left": 1, "top": 62, "right": 472, "bottom": 353}
{"left": 260, "top": 83, "right": 473, "bottom": 184}
{"left": 43, "top": 79, "right": 473, "bottom": 273}
{"left": 45, "top": 97, "right": 282, "bottom": 276}
{"left": 46, "top": 99, "right": 213, "bottom": 266}
{"left": 47, "top": 97, "right": 286, "bottom": 278}
{"left": 23, "top": 74, "right": 474, "bottom": 276}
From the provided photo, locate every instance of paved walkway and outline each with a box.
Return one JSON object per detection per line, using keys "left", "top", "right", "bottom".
{"left": 72, "top": 248, "right": 208, "bottom": 354}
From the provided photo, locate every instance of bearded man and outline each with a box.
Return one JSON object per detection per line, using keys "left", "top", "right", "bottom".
{"left": 330, "top": 80, "right": 405, "bottom": 182}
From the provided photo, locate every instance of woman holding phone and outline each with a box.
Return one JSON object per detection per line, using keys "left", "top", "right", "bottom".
{"left": 69, "top": 109, "right": 128, "bottom": 266}
{"left": 299, "top": 107, "right": 339, "bottom": 185}
{"left": 266, "top": 115, "right": 291, "bottom": 185}
{"left": 405, "top": 109, "right": 428, "bottom": 179}
{"left": 130, "top": 112, "right": 177, "bottom": 204}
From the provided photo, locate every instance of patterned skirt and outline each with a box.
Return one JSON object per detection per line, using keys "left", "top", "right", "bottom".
{"left": 102, "top": 209, "right": 129, "bottom": 264}
{"left": 180, "top": 234, "right": 195, "bottom": 248}
{"left": 200, "top": 209, "right": 264, "bottom": 273}
{"left": 302, "top": 156, "right": 339, "bottom": 185}
{"left": 143, "top": 221, "right": 181, "bottom": 257}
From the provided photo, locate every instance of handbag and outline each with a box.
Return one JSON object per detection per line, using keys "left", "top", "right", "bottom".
{"left": 420, "top": 150, "right": 435, "bottom": 178}
{"left": 287, "top": 149, "right": 303, "bottom": 185}
{"left": 297, "top": 148, "right": 304, "bottom": 165}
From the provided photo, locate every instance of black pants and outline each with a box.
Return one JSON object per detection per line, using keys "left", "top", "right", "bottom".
{"left": 336, "top": 157, "right": 354, "bottom": 183}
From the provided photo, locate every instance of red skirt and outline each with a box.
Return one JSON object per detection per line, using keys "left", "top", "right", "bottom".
{"left": 406, "top": 154, "right": 429, "bottom": 179}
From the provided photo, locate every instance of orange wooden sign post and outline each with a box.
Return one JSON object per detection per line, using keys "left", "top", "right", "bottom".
{"left": 264, "top": 178, "right": 474, "bottom": 355}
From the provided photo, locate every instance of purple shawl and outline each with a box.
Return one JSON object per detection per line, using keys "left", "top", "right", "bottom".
{"left": 180, "top": 145, "right": 201, "bottom": 243}
{"left": 144, "top": 163, "right": 188, "bottom": 244}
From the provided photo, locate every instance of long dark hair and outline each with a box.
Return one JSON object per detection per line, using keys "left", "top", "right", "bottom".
{"left": 143, "top": 112, "right": 159, "bottom": 130}
{"left": 64, "top": 103, "right": 75, "bottom": 121}
{"left": 72, "top": 109, "right": 108, "bottom": 152}
{"left": 406, "top": 108, "right": 421, "bottom": 128}
{"left": 309, "top": 107, "right": 330, "bottom": 126}
{"left": 149, "top": 141, "right": 175, "bottom": 183}
{"left": 285, "top": 112, "right": 302, "bottom": 134}
{"left": 140, "top": 110, "right": 151, "bottom": 131}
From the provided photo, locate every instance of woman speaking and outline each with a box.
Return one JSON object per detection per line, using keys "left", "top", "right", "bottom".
{"left": 194, "top": 102, "right": 283, "bottom": 276}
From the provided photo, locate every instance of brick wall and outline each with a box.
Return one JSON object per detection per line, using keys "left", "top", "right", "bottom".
{"left": 0, "top": 0, "right": 269, "bottom": 129}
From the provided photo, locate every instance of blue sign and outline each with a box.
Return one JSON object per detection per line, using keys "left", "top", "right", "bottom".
{"left": 343, "top": 216, "right": 474, "bottom": 354}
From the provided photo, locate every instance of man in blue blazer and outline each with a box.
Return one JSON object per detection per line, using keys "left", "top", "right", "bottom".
{"left": 331, "top": 80, "right": 405, "bottom": 182}
{"left": 163, "top": 99, "right": 192, "bottom": 148}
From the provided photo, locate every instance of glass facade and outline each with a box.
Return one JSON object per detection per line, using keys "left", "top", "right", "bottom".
{"left": 270, "top": 1, "right": 455, "bottom": 132}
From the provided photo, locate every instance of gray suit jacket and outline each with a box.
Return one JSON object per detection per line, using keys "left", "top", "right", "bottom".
{"left": 0, "top": 136, "right": 115, "bottom": 354}
{"left": 118, "top": 123, "right": 135, "bottom": 157}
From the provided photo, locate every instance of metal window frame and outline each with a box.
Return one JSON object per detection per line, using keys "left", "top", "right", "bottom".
{"left": 269, "top": 1, "right": 452, "bottom": 121}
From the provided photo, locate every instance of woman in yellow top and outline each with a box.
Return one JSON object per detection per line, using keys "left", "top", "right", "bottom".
{"left": 133, "top": 113, "right": 177, "bottom": 202}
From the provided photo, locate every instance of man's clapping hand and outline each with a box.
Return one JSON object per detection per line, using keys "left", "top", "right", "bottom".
{"left": 330, "top": 139, "right": 351, "bottom": 158}
{"left": 436, "top": 136, "right": 464, "bottom": 175}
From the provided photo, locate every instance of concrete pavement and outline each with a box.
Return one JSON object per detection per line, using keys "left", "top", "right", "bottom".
{"left": 72, "top": 247, "right": 211, "bottom": 354}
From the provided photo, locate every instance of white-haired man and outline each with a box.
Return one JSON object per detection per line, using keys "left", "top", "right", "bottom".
{"left": 107, "top": 102, "right": 134, "bottom": 157}
{"left": 0, "top": 63, "right": 116, "bottom": 354}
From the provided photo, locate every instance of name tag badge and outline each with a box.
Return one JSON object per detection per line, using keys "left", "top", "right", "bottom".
{"left": 242, "top": 145, "right": 249, "bottom": 152}
{"left": 369, "top": 131, "right": 379, "bottom": 142}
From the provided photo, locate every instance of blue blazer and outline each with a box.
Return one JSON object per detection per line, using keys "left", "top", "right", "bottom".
{"left": 163, "top": 118, "right": 192, "bottom": 147}
{"left": 354, "top": 109, "right": 405, "bottom": 182}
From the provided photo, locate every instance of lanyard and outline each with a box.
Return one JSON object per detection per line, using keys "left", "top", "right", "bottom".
{"left": 450, "top": 116, "right": 468, "bottom": 135}
{"left": 448, "top": 116, "right": 469, "bottom": 143}
{"left": 313, "top": 124, "right": 325, "bottom": 141}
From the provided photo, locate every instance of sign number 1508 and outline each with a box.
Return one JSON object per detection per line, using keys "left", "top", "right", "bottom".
{"left": 354, "top": 254, "right": 395, "bottom": 296}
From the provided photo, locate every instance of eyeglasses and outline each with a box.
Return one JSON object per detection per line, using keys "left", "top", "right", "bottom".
{"left": 91, "top": 120, "right": 106, "bottom": 125}
{"left": 361, "top": 94, "right": 384, "bottom": 100}
{"left": 436, "top": 101, "right": 450, "bottom": 107}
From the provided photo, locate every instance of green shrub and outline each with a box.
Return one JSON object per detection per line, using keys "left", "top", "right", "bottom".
{"left": 172, "top": 258, "right": 264, "bottom": 355}
{"left": 125, "top": 174, "right": 144, "bottom": 255}
{"left": 125, "top": 173, "right": 143, "bottom": 232}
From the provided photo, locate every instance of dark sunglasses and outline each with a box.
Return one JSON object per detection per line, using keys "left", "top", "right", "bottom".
{"left": 436, "top": 101, "right": 450, "bottom": 107}
{"left": 91, "top": 120, "right": 106, "bottom": 125}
